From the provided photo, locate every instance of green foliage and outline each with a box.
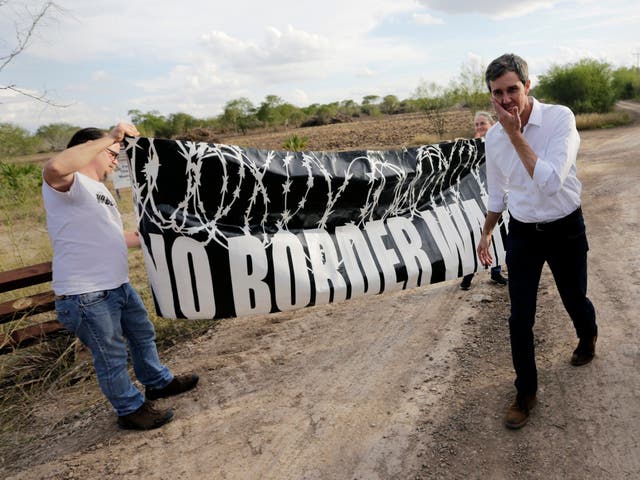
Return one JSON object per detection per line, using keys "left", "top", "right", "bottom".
{"left": 0, "top": 123, "right": 40, "bottom": 158}
{"left": 281, "top": 134, "right": 308, "bottom": 151}
{"left": 361, "top": 95, "right": 381, "bottom": 116}
{"left": 127, "top": 110, "right": 172, "bottom": 137}
{"left": 612, "top": 67, "right": 640, "bottom": 100}
{"left": 35, "top": 123, "right": 79, "bottom": 151}
{"left": 535, "top": 59, "right": 616, "bottom": 113}
{"left": 0, "top": 160, "right": 44, "bottom": 230}
{"left": 221, "top": 98, "right": 258, "bottom": 134}
{"left": 339, "top": 99, "right": 360, "bottom": 117}
{"left": 257, "top": 95, "right": 285, "bottom": 129}
{"left": 380, "top": 95, "right": 400, "bottom": 114}
{"left": 0, "top": 161, "right": 41, "bottom": 190}
{"left": 447, "top": 59, "right": 491, "bottom": 110}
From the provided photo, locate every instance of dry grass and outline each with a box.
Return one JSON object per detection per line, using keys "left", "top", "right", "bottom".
{"left": 576, "top": 110, "right": 633, "bottom": 130}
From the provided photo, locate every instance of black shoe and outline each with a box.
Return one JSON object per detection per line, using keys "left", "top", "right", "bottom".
{"left": 146, "top": 373, "right": 200, "bottom": 400}
{"left": 460, "top": 275, "right": 472, "bottom": 290}
{"left": 571, "top": 336, "right": 597, "bottom": 366}
{"left": 491, "top": 272, "right": 508, "bottom": 286}
{"left": 117, "top": 401, "right": 173, "bottom": 430}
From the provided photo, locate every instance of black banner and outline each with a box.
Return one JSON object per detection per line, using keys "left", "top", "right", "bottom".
{"left": 124, "top": 138, "right": 507, "bottom": 319}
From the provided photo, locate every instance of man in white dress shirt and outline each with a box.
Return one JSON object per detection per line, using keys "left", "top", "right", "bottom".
{"left": 476, "top": 54, "right": 597, "bottom": 429}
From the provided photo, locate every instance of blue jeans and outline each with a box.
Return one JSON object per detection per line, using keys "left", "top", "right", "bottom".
{"left": 55, "top": 283, "right": 173, "bottom": 416}
{"left": 506, "top": 208, "right": 597, "bottom": 395}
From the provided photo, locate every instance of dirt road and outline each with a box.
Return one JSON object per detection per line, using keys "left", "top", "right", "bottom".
{"left": 4, "top": 104, "right": 640, "bottom": 480}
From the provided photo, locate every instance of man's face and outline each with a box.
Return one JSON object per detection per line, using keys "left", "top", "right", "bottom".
{"left": 489, "top": 71, "right": 531, "bottom": 116}
{"left": 93, "top": 147, "right": 120, "bottom": 181}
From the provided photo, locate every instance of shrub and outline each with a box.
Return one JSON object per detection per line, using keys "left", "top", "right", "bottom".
{"left": 282, "top": 134, "right": 308, "bottom": 151}
{"left": 535, "top": 59, "right": 616, "bottom": 113}
{"left": 612, "top": 67, "right": 640, "bottom": 100}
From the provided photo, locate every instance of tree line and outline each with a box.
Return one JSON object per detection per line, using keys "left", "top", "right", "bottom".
{"left": 1, "top": 59, "right": 639, "bottom": 159}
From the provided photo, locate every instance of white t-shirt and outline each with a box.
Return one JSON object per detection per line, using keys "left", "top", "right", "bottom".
{"left": 43, "top": 172, "right": 129, "bottom": 295}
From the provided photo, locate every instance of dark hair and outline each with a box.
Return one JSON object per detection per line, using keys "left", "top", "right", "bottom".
{"left": 485, "top": 53, "right": 529, "bottom": 91}
{"left": 66, "top": 127, "right": 106, "bottom": 148}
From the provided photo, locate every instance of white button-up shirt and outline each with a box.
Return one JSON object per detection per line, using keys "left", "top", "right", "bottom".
{"left": 485, "top": 97, "right": 582, "bottom": 223}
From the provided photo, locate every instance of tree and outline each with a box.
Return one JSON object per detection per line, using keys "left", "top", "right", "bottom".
{"left": 448, "top": 59, "right": 491, "bottom": 110}
{"left": 0, "top": 123, "right": 39, "bottom": 158}
{"left": 412, "top": 81, "right": 452, "bottom": 140}
{"left": 380, "top": 95, "right": 399, "bottom": 114}
{"left": 35, "top": 123, "right": 79, "bottom": 151}
{"left": 275, "top": 102, "right": 304, "bottom": 127}
{"left": 1, "top": 1, "right": 63, "bottom": 105}
{"left": 535, "top": 59, "right": 616, "bottom": 113}
{"left": 221, "top": 98, "right": 257, "bottom": 134}
{"left": 257, "top": 95, "right": 285, "bottom": 129}
{"left": 361, "top": 95, "right": 381, "bottom": 116}
{"left": 612, "top": 66, "right": 640, "bottom": 100}
{"left": 168, "top": 112, "right": 203, "bottom": 136}
{"left": 338, "top": 99, "right": 360, "bottom": 117}
{"left": 127, "top": 110, "right": 172, "bottom": 137}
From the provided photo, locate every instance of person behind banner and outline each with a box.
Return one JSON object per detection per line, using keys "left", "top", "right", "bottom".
{"left": 42, "top": 123, "right": 199, "bottom": 431}
{"left": 476, "top": 54, "right": 597, "bottom": 429}
{"left": 460, "top": 111, "right": 507, "bottom": 290}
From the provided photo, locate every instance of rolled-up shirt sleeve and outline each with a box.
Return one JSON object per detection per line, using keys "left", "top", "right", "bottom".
{"left": 531, "top": 107, "right": 580, "bottom": 197}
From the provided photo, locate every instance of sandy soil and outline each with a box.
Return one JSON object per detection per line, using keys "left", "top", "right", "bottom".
{"left": 2, "top": 103, "right": 640, "bottom": 480}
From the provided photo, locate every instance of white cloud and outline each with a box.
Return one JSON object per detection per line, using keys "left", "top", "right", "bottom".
{"left": 417, "top": 0, "right": 555, "bottom": 18}
{"left": 2, "top": 0, "right": 637, "bottom": 132}
{"left": 356, "top": 68, "right": 377, "bottom": 78}
{"left": 201, "top": 25, "right": 333, "bottom": 70}
{"left": 0, "top": 88, "right": 117, "bottom": 131}
{"left": 91, "top": 70, "right": 111, "bottom": 82}
{"left": 412, "top": 13, "right": 445, "bottom": 25}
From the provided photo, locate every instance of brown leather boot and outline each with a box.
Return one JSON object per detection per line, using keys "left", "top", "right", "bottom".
{"left": 146, "top": 373, "right": 199, "bottom": 400}
{"left": 117, "top": 401, "right": 174, "bottom": 430}
{"left": 571, "top": 336, "right": 597, "bottom": 366}
{"left": 504, "top": 393, "right": 537, "bottom": 429}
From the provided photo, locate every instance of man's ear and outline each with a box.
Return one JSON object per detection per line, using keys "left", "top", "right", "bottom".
{"left": 524, "top": 79, "right": 531, "bottom": 95}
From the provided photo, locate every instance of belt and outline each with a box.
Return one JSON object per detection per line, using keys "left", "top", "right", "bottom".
{"left": 510, "top": 207, "right": 582, "bottom": 232}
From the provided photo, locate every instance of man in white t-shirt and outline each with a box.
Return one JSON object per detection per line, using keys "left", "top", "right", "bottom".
{"left": 43, "top": 123, "right": 199, "bottom": 430}
{"left": 476, "top": 54, "right": 597, "bottom": 430}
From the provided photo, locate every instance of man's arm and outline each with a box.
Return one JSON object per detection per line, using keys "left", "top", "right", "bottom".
{"left": 43, "top": 122, "right": 139, "bottom": 192}
{"left": 477, "top": 211, "right": 502, "bottom": 267}
{"left": 124, "top": 230, "right": 141, "bottom": 248}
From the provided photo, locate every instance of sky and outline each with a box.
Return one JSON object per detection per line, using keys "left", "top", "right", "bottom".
{"left": 1, "top": 0, "right": 639, "bottom": 131}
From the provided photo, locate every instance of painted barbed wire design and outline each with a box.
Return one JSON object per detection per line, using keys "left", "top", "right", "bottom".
{"left": 124, "top": 137, "right": 487, "bottom": 249}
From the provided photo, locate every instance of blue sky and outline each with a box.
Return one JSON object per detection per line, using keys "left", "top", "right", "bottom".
{"left": 1, "top": 0, "right": 638, "bottom": 131}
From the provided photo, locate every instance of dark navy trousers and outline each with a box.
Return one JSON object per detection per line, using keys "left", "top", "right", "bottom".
{"left": 505, "top": 207, "right": 597, "bottom": 395}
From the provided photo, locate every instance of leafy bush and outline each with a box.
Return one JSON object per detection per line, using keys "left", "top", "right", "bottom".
{"left": 0, "top": 161, "right": 41, "bottom": 193}
{"left": 535, "top": 59, "right": 616, "bottom": 113}
{"left": 282, "top": 134, "right": 308, "bottom": 151}
{"left": 612, "top": 67, "right": 640, "bottom": 100}
{"left": 35, "top": 123, "right": 79, "bottom": 151}
{"left": 0, "top": 123, "right": 40, "bottom": 158}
